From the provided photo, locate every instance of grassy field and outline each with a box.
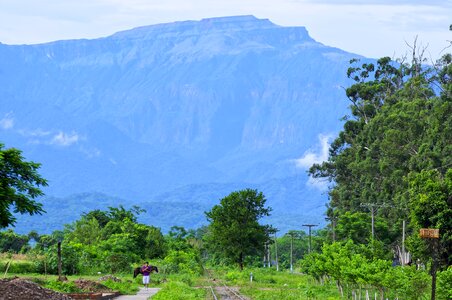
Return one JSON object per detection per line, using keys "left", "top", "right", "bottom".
{"left": 210, "top": 268, "right": 341, "bottom": 300}
{"left": 0, "top": 255, "right": 346, "bottom": 299}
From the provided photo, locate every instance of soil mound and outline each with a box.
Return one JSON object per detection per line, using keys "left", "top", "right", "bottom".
{"left": 0, "top": 277, "right": 73, "bottom": 300}
{"left": 73, "top": 279, "right": 113, "bottom": 292}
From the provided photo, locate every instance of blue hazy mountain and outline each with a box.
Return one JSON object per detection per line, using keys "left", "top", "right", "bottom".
{"left": 0, "top": 16, "right": 360, "bottom": 233}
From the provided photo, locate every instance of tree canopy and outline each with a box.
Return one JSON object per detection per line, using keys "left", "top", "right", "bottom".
{"left": 205, "top": 188, "right": 274, "bottom": 270}
{"left": 310, "top": 52, "right": 451, "bottom": 267}
{"left": 0, "top": 143, "right": 48, "bottom": 228}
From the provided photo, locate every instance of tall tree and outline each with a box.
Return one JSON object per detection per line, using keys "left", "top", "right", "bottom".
{"left": 0, "top": 143, "right": 48, "bottom": 228}
{"left": 205, "top": 189, "right": 274, "bottom": 270}
{"left": 309, "top": 52, "right": 451, "bottom": 254}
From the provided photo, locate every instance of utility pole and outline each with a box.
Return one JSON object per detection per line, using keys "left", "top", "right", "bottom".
{"left": 325, "top": 215, "right": 338, "bottom": 242}
{"left": 360, "top": 203, "right": 392, "bottom": 241}
{"left": 267, "top": 241, "right": 271, "bottom": 268}
{"left": 303, "top": 224, "right": 317, "bottom": 253}
{"left": 275, "top": 232, "right": 279, "bottom": 271}
{"left": 289, "top": 231, "right": 294, "bottom": 273}
{"left": 402, "top": 220, "right": 406, "bottom": 265}
{"left": 57, "top": 239, "right": 63, "bottom": 281}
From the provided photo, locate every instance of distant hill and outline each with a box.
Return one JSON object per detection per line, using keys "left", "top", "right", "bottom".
{"left": 1, "top": 15, "right": 360, "bottom": 234}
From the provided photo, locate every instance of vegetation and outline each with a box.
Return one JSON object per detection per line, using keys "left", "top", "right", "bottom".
{"left": 0, "top": 143, "right": 48, "bottom": 228}
{"left": 310, "top": 53, "right": 451, "bottom": 268}
{"left": 1, "top": 45, "right": 450, "bottom": 298}
{"left": 205, "top": 189, "right": 274, "bottom": 270}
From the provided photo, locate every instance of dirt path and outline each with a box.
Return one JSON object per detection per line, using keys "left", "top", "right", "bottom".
{"left": 113, "top": 287, "right": 161, "bottom": 300}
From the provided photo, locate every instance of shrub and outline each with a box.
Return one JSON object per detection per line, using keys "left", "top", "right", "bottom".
{"left": 1, "top": 260, "right": 37, "bottom": 274}
{"left": 44, "top": 280, "right": 82, "bottom": 293}
{"left": 437, "top": 267, "right": 452, "bottom": 300}
{"left": 152, "top": 281, "right": 205, "bottom": 300}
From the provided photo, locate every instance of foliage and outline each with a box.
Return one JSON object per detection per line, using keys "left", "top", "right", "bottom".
{"left": 101, "top": 278, "right": 139, "bottom": 295}
{"left": 0, "top": 259, "right": 38, "bottom": 274}
{"left": 300, "top": 240, "right": 431, "bottom": 299}
{"left": 161, "top": 249, "right": 203, "bottom": 275}
{"left": 218, "top": 267, "right": 341, "bottom": 300}
{"left": 309, "top": 53, "right": 452, "bottom": 266}
{"left": 152, "top": 281, "right": 206, "bottom": 300}
{"left": 408, "top": 169, "right": 452, "bottom": 267}
{"left": 437, "top": 267, "right": 452, "bottom": 300}
{"left": 205, "top": 189, "right": 274, "bottom": 270}
{"left": 0, "top": 229, "right": 30, "bottom": 253}
{"left": 43, "top": 280, "right": 82, "bottom": 293}
{"left": 0, "top": 143, "right": 48, "bottom": 228}
{"left": 34, "top": 206, "right": 166, "bottom": 275}
{"left": 271, "top": 231, "right": 308, "bottom": 270}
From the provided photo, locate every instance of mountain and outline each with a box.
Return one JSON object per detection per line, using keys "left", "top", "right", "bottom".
{"left": 0, "top": 15, "right": 360, "bottom": 233}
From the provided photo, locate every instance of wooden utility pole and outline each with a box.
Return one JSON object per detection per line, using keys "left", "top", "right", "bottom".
{"left": 420, "top": 228, "right": 440, "bottom": 300}
{"left": 325, "top": 216, "right": 338, "bottom": 242}
{"left": 275, "top": 232, "right": 279, "bottom": 271}
{"left": 360, "top": 203, "right": 392, "bottom": 241}
{"left": 57, "top": 241, "right": 63, "bottom": 281}
{"left": 289, "top": 232, "right": 294, "bottom": 273}
{"left": 302, "top": 224, "right": 317, "bottom": 253}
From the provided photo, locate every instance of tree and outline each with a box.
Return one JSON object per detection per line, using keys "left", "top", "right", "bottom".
{"left": 0, "top": 143, "right": 48, "bottom": 228}
{"left": 408, "top": 169, "right": 452, "bottom": 268}
{"left": 205, "top": 189, "right": 274, "bottom": 270}
{"left": 309, "top": 53, "right": 451, "bottom": 254}
{"left": 0, "top": 229, "right": 30, "bottom": 253}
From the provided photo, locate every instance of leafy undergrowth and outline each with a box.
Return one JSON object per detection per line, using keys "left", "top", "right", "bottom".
{"left": 218, "top": 268, "right": 341, "bottom": 300}
{"left": 101, "top": 278, "right": 139, "bottom": 294}
{"left": 152, "top": 281, "right": 206, "bottom": 300}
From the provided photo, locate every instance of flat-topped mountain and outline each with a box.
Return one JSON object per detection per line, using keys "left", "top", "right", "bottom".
{"left": 0, "top": 16, "right": 359, "bottom": 233}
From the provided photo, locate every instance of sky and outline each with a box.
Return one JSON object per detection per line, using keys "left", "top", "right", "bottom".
{"left": 0, "top": 0, "right": 450, "bottom": 59}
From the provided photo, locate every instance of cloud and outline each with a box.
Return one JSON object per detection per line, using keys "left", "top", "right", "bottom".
{"left": 294, "top": 134, "right": 331, "bottom": 169}
{"left": 300, "top": 0, "right": 449, "bottom": 6}
{"left": 306, "top": 176, "right": 329, "bottom": 192}
{"left": 0, "top": 113, "right": 14, "bottom": 130}
{"left": 50, "top": 131, "right": 80, "bottom": 146}
{"left": 18, "top": 128, "right": 51, "bottom": 137}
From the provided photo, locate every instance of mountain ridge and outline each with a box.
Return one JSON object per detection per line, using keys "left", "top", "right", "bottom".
{"left": 0, "top": 16, "right": 360, "bottom": 233}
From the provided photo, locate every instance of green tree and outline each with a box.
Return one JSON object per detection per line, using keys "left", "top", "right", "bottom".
{"left": 408, "top": 169, "right": 452, "bottom": 268}
{"left": 0, "top": 229, "right": 30, "bottom": 253}
{"left": 0, "top": 143, "right": 48, "bottom": 228}
{"left": 309, "top": 53, "right": 451, "bottom": 256}
{"left": 205, "top": 188, "right": 274, "bottom": 270}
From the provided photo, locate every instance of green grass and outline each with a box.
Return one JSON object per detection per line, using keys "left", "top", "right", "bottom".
{"left": 217, "top": 268, "right": 341, "bottom": 300}
{"left": 152, "top": 281, "right": 206, "bottom": 300}
{"left": 4, "top": 267, "right": 342, "bottom": 299}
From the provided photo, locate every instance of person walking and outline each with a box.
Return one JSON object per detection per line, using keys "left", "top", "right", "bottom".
{"left": 141, "top": 262, "right": 151, "bottom": 289}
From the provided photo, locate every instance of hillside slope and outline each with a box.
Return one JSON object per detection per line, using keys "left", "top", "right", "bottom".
{"left": 0, "top": 16, "right": 359, "bottom": 233}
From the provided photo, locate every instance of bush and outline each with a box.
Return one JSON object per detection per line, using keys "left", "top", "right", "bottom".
{"left": 1, "top": 260, "right": 37, "bottom": 274}
{"left": 102, "top": 279, "right": 139, "bottom": 295}
{"left": 44, "top": 280, "right": 82, "bottom": 293}
{"left": 152, "top": 281, "right": 206, "bottom": 300}
{"left": 437, "top": 267, "right": 452, "bottom": 300}
{"left": 161, "top": 250, "right": 203, "bottom": 275}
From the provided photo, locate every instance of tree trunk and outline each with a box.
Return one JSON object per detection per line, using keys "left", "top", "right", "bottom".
{"left": 239, "top": 252, "right": 244, "bottom": 270}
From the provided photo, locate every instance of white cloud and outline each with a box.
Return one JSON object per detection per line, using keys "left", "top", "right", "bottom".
{"left": 18, "top": 128, "right": 51, "bottom": 137}
{"left": 51, "top": 131, "right": 80, "bottom": 146}
{"left": 306, "top": 176, "right": 329, "bottom": 192}
{"left": 80, "top": 146, "right": 102, "bottom": 158}
{"left": 0, "top": 113, "right": 14, "bottom": 130}
{"left": 295, "top": 134, "right": 331, "bottom": 169}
